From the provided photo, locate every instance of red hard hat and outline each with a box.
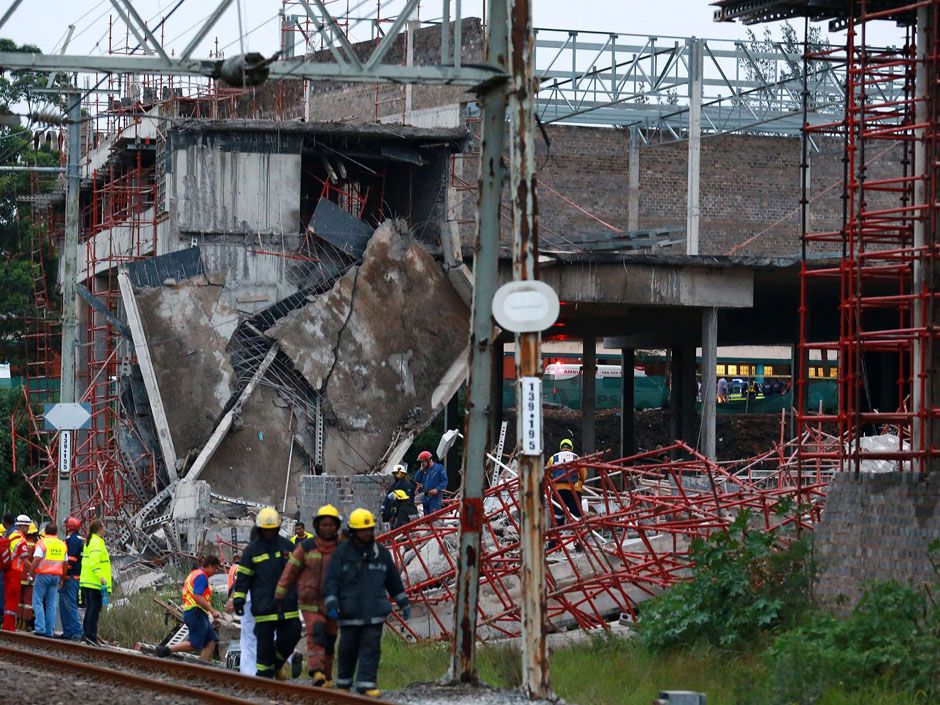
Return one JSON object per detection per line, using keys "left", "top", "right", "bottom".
{"left": 417, "top": 450, "right": 433, "bottom": 461}
{"left": 65, "top": 517, "right": 81, "bottom": 531}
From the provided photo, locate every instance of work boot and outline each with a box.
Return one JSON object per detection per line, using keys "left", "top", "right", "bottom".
{"left": 154, "top": 644, "right": 171, "bottom": 657}
{"left": 276, "top": 661, "right": 291, "bottom": 680}
{"left": 291, "top": 652, "right": 304, "bottom": 679}
{"left": 310, "top": 670, "right": 331, "bottom": 687}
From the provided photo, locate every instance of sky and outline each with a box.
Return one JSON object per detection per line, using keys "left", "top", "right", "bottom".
{"left": 0, "top": 0, "right": 907, "bottom": 60}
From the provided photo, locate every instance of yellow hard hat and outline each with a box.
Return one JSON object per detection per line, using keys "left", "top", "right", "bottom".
{"left": 348, "top": 508, "right": 376, "bottom": 530}
{"left": 256, "top": 507, "right": 281, "bottom": 529}
{"left": 392, "top": 489, "right": 410, "bottom": 501}
{"left": 27, "top": 522, "right": 38, "bottom": 535}
{"left": 560, "top": 438, "right": 574, "bottom": 450}
{"left": 314, "top": 504, "right": 341, "bottom": 522}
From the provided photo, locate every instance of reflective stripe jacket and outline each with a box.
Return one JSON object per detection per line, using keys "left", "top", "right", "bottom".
{"left": 79, "top": 533, "right": 112, "bottom": 592}
{"left": 275, "top": 534, "right": 337, "bottom": 613}
{"left": 64, "top": 533, "right": 84, "bottom": 579}
{"left": 8, "top": 531, "right": 28, "bottom": 572}
{"left": 231, "top": 534, "right": 298, "bottom": 621}
{"left": 33, "top": 537, "right": 67, "bottom": 576}
{"left": 548, "top": 450, "right": 584, "bottom": 490}
{"left": 182, "top": 568, "right": 212, "bottom": 613}
{"left": 323, "top": 538, "right": 408, "bottom": 626}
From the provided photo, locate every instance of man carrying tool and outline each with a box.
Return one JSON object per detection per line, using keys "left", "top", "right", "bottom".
{"left": 231, "top": 508, "right": 302, "bottom": 679}
{"left": 156, "top": 554, "right": 223, "bottom": 661}
{"left": 413, "top": 451, "right": 448, "bottom": 515}
{"left": 276, "top": 504, "right": 341, "bottom": 686}
{"left": 324, "top": 508, "right": 410, "bottom": 697}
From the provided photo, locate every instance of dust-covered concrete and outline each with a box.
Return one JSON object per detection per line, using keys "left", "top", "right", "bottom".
{"left": 135, "top": 274, "right": 238, "bottom": 461}
{"left": 267, "top": 220, "right": 470, "bottom": 474}
{"left": 200, "top": 383, "right": 304, "bottom": 512}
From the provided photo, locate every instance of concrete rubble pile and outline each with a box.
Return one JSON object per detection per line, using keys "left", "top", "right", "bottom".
{"left": 109, "top": 216, "right": 469, "bottom": 567}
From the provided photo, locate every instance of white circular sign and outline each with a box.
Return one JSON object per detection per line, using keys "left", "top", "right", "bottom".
{"left": 492, "top": 280, "right": 560, "bottom": 333}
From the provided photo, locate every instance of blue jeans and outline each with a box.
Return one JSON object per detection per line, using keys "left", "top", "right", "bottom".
{"left": 423, "top": 493, "right": 443, "bottom": 515}
{"left": 58, "top": 578, "right": 82, "bottom": 639}
{"left": 32, "top": 574, "right": 59, "bottom": 636}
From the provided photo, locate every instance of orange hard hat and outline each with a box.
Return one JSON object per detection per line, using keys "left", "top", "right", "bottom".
{"left": 417, "top": 450, "right": 433, "bottom": 461}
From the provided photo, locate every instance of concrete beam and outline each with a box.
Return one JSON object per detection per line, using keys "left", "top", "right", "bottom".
{"left": 118, "top": 270, "right": 179, "bottom": 476}
{"left": 500, "top": 261, "right": 753, "bottom": 309}
{"left": 183, "top": 340, "right": 280, "bottom": 483}
{"left": 582, "top": 336, "right": 596, "bottom": 455}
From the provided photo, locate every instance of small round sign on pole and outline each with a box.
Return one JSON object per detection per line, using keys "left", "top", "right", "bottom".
{"left": 491, "top": 280, "right": 560, "bottom": 333}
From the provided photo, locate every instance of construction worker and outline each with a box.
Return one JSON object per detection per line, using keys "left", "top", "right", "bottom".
{"left": 324, "top": 508, "right": 410, "bottom": 697}
{"left": 156, "top": 555, "right": 222, "bottom": 661}
{"left": 388, "top": 465, "right": 416, "bottom": 499}
{"left": 413, "top": 451, "right": 448, "bottom": 515}
{"left": 231, "top": 507, "right": 302, "bottom": 679}
{"left": 3, "top": 515, "right": 30, "bottom": 631}
{"left": 29, "top": 523, "right": 67, "bottom": 637}
{"left": 79, "top": 519, "right": 112, "bottom": 646}
{"left": 19, "top": 522, "right": 39, "bottom": 629}
{"left": 276, "top": 504, "right": 341, "bottom": 687}
{"left": 381, "top": 490, "right": 419, "bottom": 530}
{"left": 547, "top": 438, "right": 585, "bottom": 524}
{"left": 291, "top": 522, "right": 312, "bottom": 545}
{"left": 59, "top": 517, "right": 84, "bottom": 640}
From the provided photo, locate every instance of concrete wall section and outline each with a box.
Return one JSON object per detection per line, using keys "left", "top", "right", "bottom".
{"left": 814, "top": 472, "right": 940, "bottom": 609}
{"left": 168, "top": 132, "right": 302, "bottom": 236}
{"left": 135, "top": 275, "right": 238, "bottom": 459}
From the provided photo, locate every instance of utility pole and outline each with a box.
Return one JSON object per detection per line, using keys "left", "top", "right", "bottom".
{"left": 508, "top": 0, "right": 551, "bottom": 697}
{"left": 57, "top": 90, "right": 81, "bottom": 523}
{"left": 449, "top": 0, "right": 509, "bottom": 683}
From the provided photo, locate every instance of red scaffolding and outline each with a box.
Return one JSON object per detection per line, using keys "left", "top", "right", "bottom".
{"left": 798, "top": 1, "right": 940, "bottom": 474}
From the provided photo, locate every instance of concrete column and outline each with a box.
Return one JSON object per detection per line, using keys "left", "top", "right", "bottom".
{"left": 669, "top": 346, "right": 697, "bottom": 450}
{"left": 669, "top": 348, "right": 682, "bottom": 446}
{"left": 582, "top": 336, "right": 597, "bottom": 455}
{"left": 628, "top": 126, "right": 640, "bottom": 232}
{"left": 686, "top": 38, "right": 703, "bottom": 255}
{"left": 701, "top": 308, "right": 717, "bottom": 460}
{"left": 621, "top": 348, "right": 635, "bottom": 457}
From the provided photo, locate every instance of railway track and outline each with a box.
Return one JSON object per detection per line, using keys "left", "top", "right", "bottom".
{"left": 0, "top": 630, "right": 393, "bottom": 704}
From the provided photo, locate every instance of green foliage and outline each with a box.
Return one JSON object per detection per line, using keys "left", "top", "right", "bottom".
{"left": 766, "top": 581, "right": 940, "bottom": 704}
{"left": 0, "top": 258, "right": 33, "bottom": 342}
{"left": 0, "top": 385, "right": 39, "bottom": 516}
{"left": 637, "top": 512, "right": 812, "bottom": 651}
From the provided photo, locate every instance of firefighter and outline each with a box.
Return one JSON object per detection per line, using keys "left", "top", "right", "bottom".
{"left": 547, "top": 438, "right": 585, "bottom": 523}
{"left": 324, "top": 508, "right": 410, "bottom": 697}
{"left": 291, "top": 522, "right": 312, "bottom": 545}
{"left": 0, "top": 513, "right": 16, "bottom": 629}
{"left": 19, "top": 523, "right": 40, "bottom": 629}
{"left": 381, "top": 490, "right": 419, "bottom": 529}
{"left": 276, "top": 504, "right": 341, "bottom": 686}
{"left": 231, "top": 507, "right": 302, "bottom": 679}
{"left": 3, "top": 515, "right": 30, "bottom": 631}
{"left": 59, "top": 517, "right": 84, "bottom": 641}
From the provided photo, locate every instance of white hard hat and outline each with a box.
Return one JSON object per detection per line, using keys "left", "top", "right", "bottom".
{"left": 15, "top": 514, "right": 31, "bottom": 525}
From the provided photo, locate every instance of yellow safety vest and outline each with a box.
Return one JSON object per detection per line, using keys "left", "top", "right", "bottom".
{"left": 182, "top": 568, "right": 212, "bottom": 613}
{"left": 34, "top": 537, "right": 67, "bottom": 575}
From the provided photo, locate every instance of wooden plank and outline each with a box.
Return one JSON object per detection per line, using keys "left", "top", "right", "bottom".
{"left": 118, "top": 270, "right": 179, "bottom": 476}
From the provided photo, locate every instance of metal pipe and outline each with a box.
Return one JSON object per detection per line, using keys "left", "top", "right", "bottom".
{"left": 912, "top": 4, "right": 927, "bottom": 471}
{"left": 701, "top": 307, "right": 718, "bottom": 460}
{"left": 686, "top": 37, "right": 703, "bottom": 255}
{"left": 0, "top": 166, "right": 64, "bottom": 173}
{"left": 508, "top": 0, "right": 551, "bottom": 696}
{"left": 56, "top": 91, "right": 81, "bottom": 523}
{"left": 448, "top": 0, "right": 508, "bottom": 684}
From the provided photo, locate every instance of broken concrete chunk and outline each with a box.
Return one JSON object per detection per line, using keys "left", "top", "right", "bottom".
{"left": 309, "top": 197, "right": 375, "bottom": 258}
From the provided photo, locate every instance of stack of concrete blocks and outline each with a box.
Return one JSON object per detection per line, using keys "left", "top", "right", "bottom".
{"left": 300, "top": 475, "right": 392, "bottom": 530}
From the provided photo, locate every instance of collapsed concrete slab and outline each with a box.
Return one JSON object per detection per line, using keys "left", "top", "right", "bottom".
{"left": 135, "top": 274, "right": 238, "bottom": 463}
{"left": 267, "top": 220, "right": 470, "bottom": 474}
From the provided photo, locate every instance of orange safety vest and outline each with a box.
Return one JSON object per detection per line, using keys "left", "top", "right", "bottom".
{"left": 34, "top": 537, "right": 67, "bottom": 576}
{"left": 227, "top": 563, "right": 237, "bottom": 593}
{"left": 8, "top": 531, "right": 27, "bottom": 571}
{"left": 182, "top": 568, "right": 212, "bottom": 613}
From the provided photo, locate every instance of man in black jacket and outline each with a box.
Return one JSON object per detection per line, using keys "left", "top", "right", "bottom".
{"left": 324, "top": 508, "right": 409, "bottom": 696}
{"left": 231, "top": 507, "right": 301, "bottom": 679}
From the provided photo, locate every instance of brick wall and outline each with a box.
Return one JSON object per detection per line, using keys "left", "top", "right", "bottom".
{"left": 814, "top": 472, "right": 940, "bottom": 609}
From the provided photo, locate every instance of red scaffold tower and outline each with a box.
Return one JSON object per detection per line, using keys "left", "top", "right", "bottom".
{"left": 798, "top": 0, "right": 940, "bottom": 475}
